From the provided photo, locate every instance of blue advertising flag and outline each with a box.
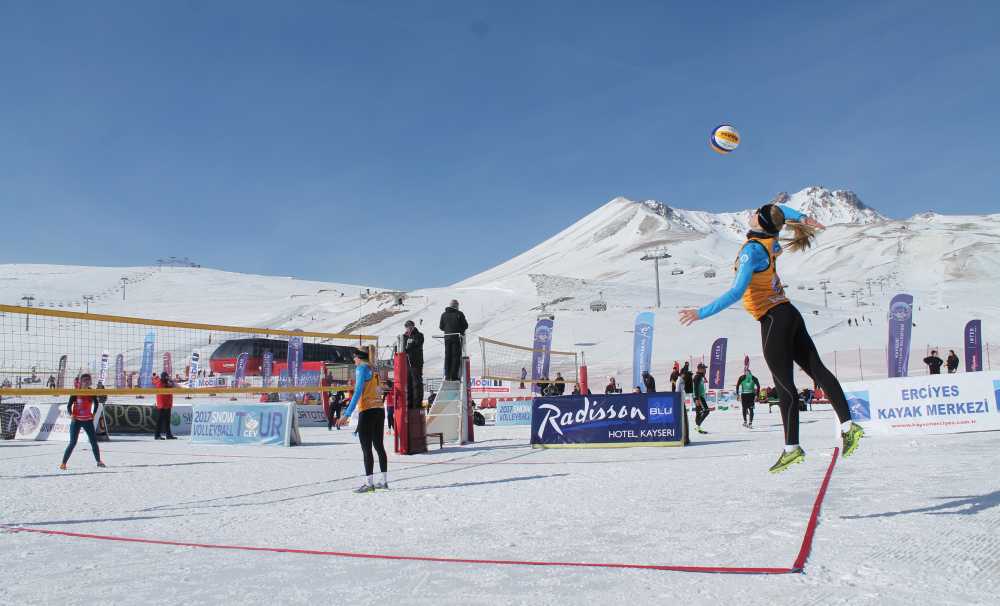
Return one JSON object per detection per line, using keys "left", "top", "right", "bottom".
{"left": 965, "top": 319, "right": 983, "bottom": 372}
{"left": 138, "top": 331, "right": 156, "bottom": 387}
{"left": 287, "top": 336, "right": 303, "bottom": 387}
{"left": 98, "top": 352, "right": 110, "bottom": 386}
{"left": 531, "top": 392, "right": 685, "bottom": 447}
{"left": 632, "top": 312, "right": 655, "bottom": 393}
{"left": 233, "top": 352, "right": 250, "bottom": 387}
{"left": 188, "top": 351, "right": 201, "bottom": 387}
{"left": 709, "top": 338, "right": 728, "bottom": 389}
{"left": 887, "top": 294, "right": 914, "bottom": 378}
{"left": 262, "top": 350, "right": 274, "bottom": 387}
{"left": 530, "top": 317, "right": 554, "bottom": 394}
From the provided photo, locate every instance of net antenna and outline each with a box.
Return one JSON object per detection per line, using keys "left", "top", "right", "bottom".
{"left": 478, "top": 336, "right": 578, "bottom": 386}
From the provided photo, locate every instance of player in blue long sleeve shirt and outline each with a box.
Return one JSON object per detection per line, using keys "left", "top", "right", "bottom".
{"left": 677, "top": 203, "right": 864, "bottom": 474}
{"left": 341, "top": 363, "right": 372, "bottom": 419}
{"left": 336, "top": 350, "right": 388, "bottom": 492}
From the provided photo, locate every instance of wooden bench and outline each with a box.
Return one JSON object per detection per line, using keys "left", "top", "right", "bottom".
{"left": 425, "top": 432, "right": 444, "bottom": 449}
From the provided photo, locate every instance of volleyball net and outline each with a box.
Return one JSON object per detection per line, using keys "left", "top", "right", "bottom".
{"left": 478, "top": 336, "right": 579, "bottom": 386}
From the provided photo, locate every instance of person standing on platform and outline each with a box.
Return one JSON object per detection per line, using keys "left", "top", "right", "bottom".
{"left": 404, "top": 320, "right": 424, "bottom": 408}
{"left": 439, "top": 300, "right": 468, "bottom": 381}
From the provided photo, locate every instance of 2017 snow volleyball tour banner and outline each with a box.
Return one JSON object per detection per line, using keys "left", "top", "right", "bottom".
{"left": 190, "top": 403, "right": 299, "bottom": 446}
{"left": 530, "top": 392, "right": 687, "bottom": 448}
{"left": 842, "top": 370, "right": 1000, "bottom": 436}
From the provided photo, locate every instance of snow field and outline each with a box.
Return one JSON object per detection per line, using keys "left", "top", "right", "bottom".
{"left": 2, "top": 407, "right": 998, "bottom": 605}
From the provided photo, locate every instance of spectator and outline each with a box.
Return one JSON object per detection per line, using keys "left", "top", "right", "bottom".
{"left": 329, "top": 391, "right": 345, "bottom": 430}
{"left": 384, "top": 379, "right": 395, "bottom": 434}
{"left": 553, "top": 372, "right": 566, "bottom": 395}
{"left": 633, "top": 386, "right": 642, "bottom": 393}
{"left": 641, "top": 371, "right": 656, "bottom": 393}
{"left": 669, "top": 362, "right": 680, "bottom": 391}
{"left": 520, "top": 367, "right": 527, "bottom": 389}
{"left": 321, "top": 370, "right": 334, "bottom": 428}
{"left": 154, "top": 372, "right": 176, "bottom": 440}
{"left": 403, "top": 320, "right": 424, "bottom": 408}
{"left": 571, "top": 384, "right": 581, "bottom": 395}
{"left": 681, "top": 363, "right": 694, "bottom": 398}
{"left": 439, "top": 300, "right": 468, "bottom": 381}
{"left": 46, "top": 375, "right": 56, "bottom": 389}
{"left": 923, "top": 350, "right": 944, "bottom": 375}
{"left": 946, "top": 350, "right": 960, "bottom": 374}
{"left": 692, "top": 363, "right": 710, "bottom": 434}
{"left": 604, "top": 377, "right": 619, "bottom": 394}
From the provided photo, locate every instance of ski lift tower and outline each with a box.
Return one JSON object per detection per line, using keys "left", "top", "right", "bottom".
{"left": 639, "top": 249, "right": 671, "bottom": 308}
{"left": 819, "top": 280, "right": 831, "bottom": 308}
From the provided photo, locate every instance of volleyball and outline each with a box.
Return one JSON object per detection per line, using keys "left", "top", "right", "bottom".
{"left": 710, "top": 124, "right": 740, "bottom": 154}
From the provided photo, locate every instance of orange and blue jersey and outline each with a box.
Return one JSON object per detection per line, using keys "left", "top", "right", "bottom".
{"left": 697, "top": 205, "right": 803, "bottom": 321}
{"left": 342, "top": 363, "right": 381, "bottom": 418}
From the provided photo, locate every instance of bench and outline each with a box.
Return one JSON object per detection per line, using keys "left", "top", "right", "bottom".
{"left": 425, "top": 432, "right": 444, "bottom": 449}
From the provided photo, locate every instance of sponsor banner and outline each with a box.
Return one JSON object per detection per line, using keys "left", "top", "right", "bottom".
{"left": 56, "top": 355, "right": 68, "bottom": 389}
{"left": 139, "top": 331, "right": 156, "bottom": 387}
{"left": 296, "top": 404, "right": 328, "bottom": 427}
{"left": 709, "top": 390, "right": 737, "bottom": 411}
{"left": 191, "top": 403, "right": 295, "bottom": 446}
{"left": 102, "top": 403, "right": 193, "bottom": 435}
{"left": 233, "top": 352, "right": 250, "bottom": 387}
{"left": 189, "top": 351, "right": 201, "bottom": 387}
{"left": 842, "top": 371, "right": 1000, "bottom": 436}
{"left": 98, "top": 352, "right": 110, "bottom": 385}
{"left": 709, "top": 337, "right": 728, "bottom": 389}
{"left": 471, "top": 377, "right": 510, "bottom": 394}
{"left": 195, "top": 376, "right": 228, "bottom": 388}
{"left": 965, "top": 319, "right": 983, "bottom": 372}
{"left": 887, "top": 294, "right": 914, "bottom": 377}
{"left": 114, "top": 354, "right": 125, "bottom": 389}
{"left": 530, "top": 318, "right": 554, "bottom": 394}
{"left": 1, "top": 402, "right": 25, "bottom": 439}
{"left": 496, "top": 400, "right": 532, "bottom": 426}
{"left": 262, "top": 351, "right": 274, "bottom": 387}
{"left": 287, "top": 336, "right": 303, "bottom": 391}
{"left": 632, "top": 312, "right": 655, "bottom": 393}
{"left": 531, "top": 392, "right": 685, "bottom": 448}
{"left": 15, "top": 402, "right": 105, "bottom": 442}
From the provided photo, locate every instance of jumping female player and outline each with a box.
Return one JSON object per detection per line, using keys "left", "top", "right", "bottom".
{"left": 337, "top": 349, "right": 388, "bottom": 492}
{"left": 679, "top": 203, "right": 864, "bottom": 473}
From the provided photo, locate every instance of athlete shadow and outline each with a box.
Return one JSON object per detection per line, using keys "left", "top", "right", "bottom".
{"left": 112, "top": 461, "right": 227, "bottom": 469}
{"left": 685, "top": 439, "right": 750, "bottom": 447}
{"left": 6, "top": 513, "right": 199, "bottom": 527}
{"left": 403, "top": 473, "right": 570, "bottom": 492}
{"left": 434, "top": 443, "right": 527, "bottom": 454}
{"left": 842, "top": 490, "right": 1000, "bottom": 519}
{"left": 2, "top": 470, "right": 133, "bottom": 479}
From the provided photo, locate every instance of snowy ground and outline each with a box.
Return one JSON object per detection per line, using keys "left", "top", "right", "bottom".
{"left": 2, "top": 409, "right": 998, "bottom": 605}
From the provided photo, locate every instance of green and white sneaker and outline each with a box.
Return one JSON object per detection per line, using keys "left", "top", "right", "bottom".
{"left": 841, "top": 422, "right": 864, "bottom": 457}
{"left": 769, "top": 446, "right": 806, "bottom": 473}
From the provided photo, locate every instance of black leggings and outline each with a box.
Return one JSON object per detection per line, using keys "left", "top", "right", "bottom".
{"left": 63, "top": 420, "right": 101, "bottom": 464}
{"left": 759, "top": 303, "right": 851, "bottom": 446}
{"left": 155, "top": 407, "right": 173, "bottom": 438}
{"left": 741, "top": 393, "right": 756, "bottom": 424}
{"left": 694, "top": 396, "right": 710, "bottom": 426}
{"left": 357, "top": 408, "right": 388, "bottom": 476}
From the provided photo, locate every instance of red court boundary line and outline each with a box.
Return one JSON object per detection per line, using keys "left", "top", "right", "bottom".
{"left": 2, "top": 449, "right": 840, "bottom": 575}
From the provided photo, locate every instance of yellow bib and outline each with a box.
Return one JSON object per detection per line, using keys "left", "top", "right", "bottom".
{"left": 357, "top": 366, "right": 382, "bottom": 412}
{"left": 735, "top": 236, "right": 788, "bottom": 320}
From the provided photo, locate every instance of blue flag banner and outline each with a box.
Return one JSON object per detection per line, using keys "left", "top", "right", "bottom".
{"left": 189, "top": 351, "right": 201, "bottom": 387}
{"left": 531, "top": 392, "right": 685, "bottom": 448}
{"left": 887, "top": 294, "right": 914, "bottom": 378}
{"left": 138, "top": 331, "right": 156, "bottom": 388}
{"left": 114, "top": 354, "right": 125, "bottom": 389}
{"left": 709, "top": 338, "right": 728, "bottom": 389}
{"left": 262, "top": 350, "right": 274, "bottom": 387}
{"left": 191, "top": 403, "right": 296, "bottom": 446}
{"left": 965, "top": 320, "right": 983, "bottom": 372}
{"left": 530, "top": 317, "right": 554, "bottom": 394}
{"left": 233, "top": 352, "right": 250, "bottom": 387}
{"left": 98, "top": 352, "right": 110, "bottom": 386}
{"left": 632, "top": 312, "right": 655, "bottom": 392}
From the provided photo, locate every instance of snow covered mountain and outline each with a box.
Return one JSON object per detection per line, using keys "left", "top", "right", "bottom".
{"left": 3, "top": 187, "right": 998, "bottom": 388}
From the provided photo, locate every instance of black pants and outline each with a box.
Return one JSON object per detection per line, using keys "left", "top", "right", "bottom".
{"left": 741, "top": 393, "right": 756, "bottom": 425}
{"left": 444, "top": 336, "right": 462, "bottom": 381}
{"left": 155, "top": 407, "right": 174, "bottom": 438}
{"left": 760, "top": 303, "right": 851, "bottom": 446}
{"left": 357, "top": 408, "right": 388, "bottom": 476}
{"left": 407, "top": 364, "right": 423, "bottom": 408}
{"left": 694, "top": 395, "right": 710, "bottom": 426}
{"left": 63, "top": 420, "right": 101, "bottom": 464}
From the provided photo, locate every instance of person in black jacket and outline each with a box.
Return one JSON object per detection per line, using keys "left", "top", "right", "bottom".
{"left": 669, "top": 362, "right": 680, "bottom": 391}
{"left": 923, "top": 350, "right": 944, "bottom": 375}
{"left": 946, "top": 350, "right": 959, "bottom": 374}
{"left": 641, "top": 371, "right": 656, "bottom": 393}
{"left": 403, "top": 320, "right": 424, "bottom": 408}
{"left": 553, "top": 372, "right": 566, "bottom": 395}
{"left": 439, "top": 300, "right": 469, "bottom": 381}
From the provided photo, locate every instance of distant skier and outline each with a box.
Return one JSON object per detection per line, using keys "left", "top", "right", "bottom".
{"left": 59, "top": 373, "right": 106, "bottom": 469}
{"left": 923, "top": 350, "right": 944, "bottom": 375}
{"left": 641, "top": 371, "right": 656, "bottom": 393}
{"left": 679, "top": 202, "right": 863, "bottom": 472}
{"left": 692, "top": 363, "right": 710, "bottom": 434}
{"left": 946, "top": 350, "right": 959, "bottom": 374}
{"left": 736, "top": 368, "right": 760, "bottom": 428}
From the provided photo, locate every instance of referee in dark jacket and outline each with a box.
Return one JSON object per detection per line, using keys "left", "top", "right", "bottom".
{"left": 439, "top": 300, "right": 469, "bottom": 381}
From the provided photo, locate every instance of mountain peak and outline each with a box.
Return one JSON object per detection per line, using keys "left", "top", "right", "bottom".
{"left": 781, "top": 187, "right": 884, "bottom": 226}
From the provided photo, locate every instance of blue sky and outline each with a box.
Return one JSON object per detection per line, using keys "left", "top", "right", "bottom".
{"left": 1, "top": 1, "right": 998, "bottom": 289}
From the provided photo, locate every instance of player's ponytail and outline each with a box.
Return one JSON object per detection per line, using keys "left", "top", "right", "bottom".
{"left": 759, "top": 204, "right": 816, "bottom": 252}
